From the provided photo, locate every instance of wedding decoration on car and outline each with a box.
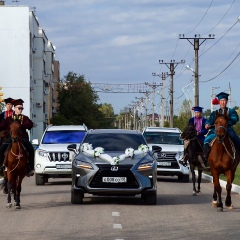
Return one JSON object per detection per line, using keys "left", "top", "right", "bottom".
{"left": 80, "top": 143, "right": 149, "bottom": 165}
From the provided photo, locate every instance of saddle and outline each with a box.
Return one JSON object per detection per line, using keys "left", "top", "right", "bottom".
{"left": 210, "top": 137, "right": 237, "bottom": 160}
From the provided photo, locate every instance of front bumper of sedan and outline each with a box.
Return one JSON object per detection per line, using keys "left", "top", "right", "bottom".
{"left": 72, "top": 162, "right": 157, "bottom": 196}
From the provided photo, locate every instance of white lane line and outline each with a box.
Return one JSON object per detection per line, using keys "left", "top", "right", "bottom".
{"left": 112, "top": 211, "right": 120, "bottom": 216}
{"left": 113, "top": 224, "right": 122, "bottom": 229}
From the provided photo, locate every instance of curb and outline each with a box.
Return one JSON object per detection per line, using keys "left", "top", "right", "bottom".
{"left": 195, "top": 171, "right": 240, "bottom": 194}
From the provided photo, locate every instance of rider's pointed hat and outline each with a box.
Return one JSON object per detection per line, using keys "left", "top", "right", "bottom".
{"left": 192, "top": 106, "right": 203, "bottom": 112}
{"left": 4, "top": 97, "right": 14, "bottom": 104}
{"left": 216, "top": 92, "right": 229, "bottom": 101}
{"left": 12, "top": 99, "right": 24, "bottom": 107}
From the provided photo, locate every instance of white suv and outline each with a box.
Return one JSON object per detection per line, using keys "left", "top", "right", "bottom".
{"left": 143, "top": 127, "right": 189, "bottom": 182}
{"left": 32, "top": 125, "right": 87, "bottom": 185}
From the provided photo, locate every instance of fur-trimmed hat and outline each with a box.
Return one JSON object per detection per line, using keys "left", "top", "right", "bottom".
{"left": 12, "top": 99, "right": 24, "bottom": 107}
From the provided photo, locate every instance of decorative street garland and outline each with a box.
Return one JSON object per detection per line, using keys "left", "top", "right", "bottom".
{"left": 81, "top": 143, "right": 149, "bottom": 165}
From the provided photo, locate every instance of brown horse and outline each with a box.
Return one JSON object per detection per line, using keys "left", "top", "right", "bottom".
{"left": 180, "top": 123, "right": 205, "bottom": 196}
{"left": 5, "top": 120, "right": 28, "bottom": 209}
{"left": 209, "top": 110, "right": 240, "bottom": 211}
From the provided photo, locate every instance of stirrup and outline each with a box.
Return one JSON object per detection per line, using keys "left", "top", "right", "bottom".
{"left": 26, "top": 170, "right": 34, "bottom": 177}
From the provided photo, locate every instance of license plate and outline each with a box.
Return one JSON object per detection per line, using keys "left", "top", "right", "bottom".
{"left": 157, "top": 162, "right": 171, "bottom": 166}
{"left": 102, "top": 177, "right": 127, "bottom": 183}
{"left": 56, "top": 164, "right": 72, "bottom": 169}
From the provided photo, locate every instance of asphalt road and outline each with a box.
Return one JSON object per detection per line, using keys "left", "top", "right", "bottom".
{"left": 1, "top": 175, "right": 240, "bottom": 240}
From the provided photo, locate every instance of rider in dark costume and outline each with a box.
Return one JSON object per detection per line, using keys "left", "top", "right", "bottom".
{"left": 0, "top": 99, "right": 34, "bottom": 177}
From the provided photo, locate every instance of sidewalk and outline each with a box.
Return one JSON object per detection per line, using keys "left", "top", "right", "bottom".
{"left": 195, "top": 171, "right": 240, "bottom": 194}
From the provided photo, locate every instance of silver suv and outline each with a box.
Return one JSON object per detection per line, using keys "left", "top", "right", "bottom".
{"left": 143, "top": 127, "right": 189, "bottom": 182}
{"left": 32, "top": 125, "right": 87, "bottom": 185}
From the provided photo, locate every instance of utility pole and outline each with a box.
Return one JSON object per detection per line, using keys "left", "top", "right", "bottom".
{"left": 146, "top": 82, "right": 162, "bottom": 126}
{"left": 228, "top": 82, "right": 232, "bottom": 108}
{"left": 211, "top": 86, "right": 220, "bottom": 112}
{"left": 152, "top": 72, "right": 168, "bottom": 127}
{"left": 159, "top": 60, "right": 185, "bottom": 127}
{"left": 179, "top": 34, "right": 215, "bottom": 106}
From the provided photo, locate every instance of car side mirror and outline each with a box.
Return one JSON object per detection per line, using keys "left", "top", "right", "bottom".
{"left": 67, "top": 144, "right": 78, "bottom": 154}
{"left": 152, "top": 145, "right": 162, "bottom": 153}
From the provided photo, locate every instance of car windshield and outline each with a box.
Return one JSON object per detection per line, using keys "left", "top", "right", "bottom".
{"left": 83, "top": 133, "right": 146, "bottom": 151}
{"left": 42, "top": 130, "right": 86, "bottom": 144}
{"left": 143, "top": 132, "right": 183, "bottom": 145}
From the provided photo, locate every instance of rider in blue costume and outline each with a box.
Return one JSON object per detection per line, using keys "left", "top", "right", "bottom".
{"left": 180, "top": 106, "right": 207, "bottom": 166}
{"left": 204, "top": 92, "right": 240, "bottom": 164}
{"left": 188, "top": 106, "right": 208, "bottom": 142}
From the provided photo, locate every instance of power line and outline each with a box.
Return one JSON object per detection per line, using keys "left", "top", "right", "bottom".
{"left": 200, "top": 19, "right": 239, "bottom": 57}
{"left": 201, "top": 52, "right": 240, "bottom": 82}
{"left": 203, "top": 0, "right": 235, "bottom": 34}
{"left": 186, "top": 0, "right": 213, "bottom": 34}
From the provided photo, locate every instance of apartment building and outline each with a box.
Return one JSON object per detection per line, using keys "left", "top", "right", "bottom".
{"left": 0, "top": 1, "right": 59, "bottom": 140}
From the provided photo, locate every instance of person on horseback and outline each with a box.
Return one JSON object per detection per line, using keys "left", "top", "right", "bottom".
{"left": 204, "top": 92, "right": 240, "bottom": 165}
{"left": 0, "top": 97, "right": 15, "bottom": 122}
{"left": 0, "top": 99, "right": 35, "bottom": 177}
{"left": 0, "top": 98, "right": 15, "bottom": 180}
{"left": 180, "top": 106, "right": 207, "bottom": 166}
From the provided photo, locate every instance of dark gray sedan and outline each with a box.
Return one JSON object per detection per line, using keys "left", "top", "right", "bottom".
{"left": 67, "top": 129, "right": 161, "bottom": 205}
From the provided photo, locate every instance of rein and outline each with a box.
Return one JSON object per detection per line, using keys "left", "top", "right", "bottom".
{"left": 214, "top": 115, "right": 235, "bottom": 160}
{"left": 8, "top": 142, "right": 23, "bottom": 174}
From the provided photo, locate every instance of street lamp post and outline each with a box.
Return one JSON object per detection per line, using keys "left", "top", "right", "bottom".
{"left": 186, "top": 65, "right": 201, "bottom": 106}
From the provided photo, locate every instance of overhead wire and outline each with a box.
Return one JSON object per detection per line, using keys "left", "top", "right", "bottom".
{"left": 203, "top": 0, "right": 235, "bottom": 34}
{"left": 185, "top": 0, "right": 213, "bottom": 35}
{"left": 200, "top": 19, "right": 239, "bottom": 57}
{"left": 201, "top": 52, "right": 240, "bottom": 82}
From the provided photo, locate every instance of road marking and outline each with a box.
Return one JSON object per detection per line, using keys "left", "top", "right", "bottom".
{"left": 113, "top": 224, "right": 122, "bottom": 229}
{"left": 112, "top": 211, "right": 120, "bottom": 216}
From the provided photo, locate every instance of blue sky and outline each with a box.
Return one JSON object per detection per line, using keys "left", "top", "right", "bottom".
{"left": 8, "top": 0, "right": 240, "bottom": 114}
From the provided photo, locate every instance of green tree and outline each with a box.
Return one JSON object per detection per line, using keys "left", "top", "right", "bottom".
{"left": 173, "top": 99, "right": 192, "bottom": 131}
{"left": 98, "top": 103, "right": 116, "bottom": 128}
{"left": 52, "top": 72, "right": 105, "bottom": 128}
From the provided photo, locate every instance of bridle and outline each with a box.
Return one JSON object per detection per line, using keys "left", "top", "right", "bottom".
{"left": 214, "top": 115, "right": 235, "bottom": 159}
{"left": 214, "top": 116, "right": 228, "bottom": 143}
{"left": 8, "top": 122, "right": 24, "bottom": 173}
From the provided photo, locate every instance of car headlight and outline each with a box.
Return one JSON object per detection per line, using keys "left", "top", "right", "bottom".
{"left": 76, "top": 161, "right": 93, "bottom": 170}
{"left": 178, "top": 151, "right": 184, "bottom": 160}
{"left": 37, "top": 149, "right": 48, "bottom": 157}
{"left": 137, "top": 162, "right": 154, "bottom": 170}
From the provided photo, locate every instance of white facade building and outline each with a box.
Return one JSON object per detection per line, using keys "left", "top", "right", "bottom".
{"left": 0, "top": 2, "right": 59, "bottom": 140}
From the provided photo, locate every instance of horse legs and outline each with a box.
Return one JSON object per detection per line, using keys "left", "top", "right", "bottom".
{"left": 225, "top": 170, "right": 233, "bottom": 209}
{"left": 196, "top": 170, "right": 202, "bottom": 193}
{"left": 212, "top": 173, "right": 223, "bottom": 211}
{"left": 6, "top": 180, "right": 12, "bottom": 208}
{"left": 14, "top": 177, "right": 23, "bottom": 209}
{"left": 191, "top": 165, "right": 197, "bottom": 196}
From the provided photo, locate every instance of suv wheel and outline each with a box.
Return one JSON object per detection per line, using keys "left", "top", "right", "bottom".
{"left": 35, "top": 173, "right": 45, "bottom": 185}
{"left": 178, "top": 174, "right": 189, "bottom": 183}
{"left": 142, "top": 191, "right": 157, "bottom": 205}
{"left": 71, "top": 188, "right": 83, "bottom": 204}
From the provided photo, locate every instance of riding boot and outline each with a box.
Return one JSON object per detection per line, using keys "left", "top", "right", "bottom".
{"left": 22, "top": 139, "right": 35, "bottom": 177}
{"left": 203, "top": 143, "right": 210, "bottom": 167}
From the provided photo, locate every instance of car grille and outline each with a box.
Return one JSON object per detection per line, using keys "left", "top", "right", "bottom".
{"left": 48, "top": 152, "right": 70, "bottom": 162}
{"left": 89, "top": 164, "right": 139, "bottom": 189}
{"left": 156, "top": 152, "right": 180, "bottom": 169}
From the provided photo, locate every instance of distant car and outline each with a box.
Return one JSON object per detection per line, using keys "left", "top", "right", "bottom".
{"left": 32, "top": 124, "right": 87, "bottom": 185}
{"left": 143, "top": 127, "right": 190, "bottom": 182}
{"left": 68, "top": 129, "right": 162, "bottom": 205}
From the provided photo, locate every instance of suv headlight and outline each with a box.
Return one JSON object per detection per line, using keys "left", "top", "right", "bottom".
{"left": 137, "top": 162, "right": 154, "bottom": 171}
{"left": 178, "top": 151, "right": 184, "bottom": 160}
{"left": 37, "top": 149, "right": 48, "bottom": 157}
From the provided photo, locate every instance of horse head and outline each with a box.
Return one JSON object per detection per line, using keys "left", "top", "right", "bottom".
{"left": 214, "top": 110, "right": 228, "bottom": 143}
{"left": 10, "top": 120, "right": 22, "bottom": 143}
{"left": 180, "top": 123, "right": 197, "bottom": 141}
